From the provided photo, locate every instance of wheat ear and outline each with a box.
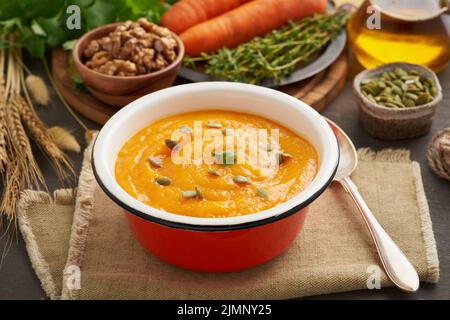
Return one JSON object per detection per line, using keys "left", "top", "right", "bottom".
{"left": 12, "top": 96, "right": 75, "bottom": 182}
{"left": 6, "top": 99, "right": 45, "bottom": 187}
{"left": 0, "top": 160, "right": 22, "bottom": 220}
{"left": 0, "top": 50, "right": 7, "bottom": 174}
{"left": 0, "top": 88, "right": 7, "bottom": 175}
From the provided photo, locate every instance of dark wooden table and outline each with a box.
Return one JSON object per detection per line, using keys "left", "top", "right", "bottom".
{"left": 0, "top": 56, "right": 449, "bottom": 300}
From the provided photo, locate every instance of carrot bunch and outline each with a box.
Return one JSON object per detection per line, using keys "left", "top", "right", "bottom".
{"left": 161, "top": 0, "right": 328, "bottom": 56}
{"left": 161, "top": 0, "right": 252, "bottom": 34}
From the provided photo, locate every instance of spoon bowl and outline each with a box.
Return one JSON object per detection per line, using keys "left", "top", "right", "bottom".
{"left": 326, "top": 119, "right": 357, "bottom": 180}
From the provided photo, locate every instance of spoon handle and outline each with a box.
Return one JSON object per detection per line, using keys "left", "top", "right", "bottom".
{"left": 339, "top": 176, "right": 420, "bottom": 292}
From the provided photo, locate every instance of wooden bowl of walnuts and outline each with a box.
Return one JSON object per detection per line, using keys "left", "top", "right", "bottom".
{"left": 72, "top": 18, "right": 184, "bottom": 105}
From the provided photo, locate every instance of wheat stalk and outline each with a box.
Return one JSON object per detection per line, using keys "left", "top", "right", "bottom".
{"left": 0, "top": 160, "right": 22, "bottom": 219}
{"left": 6, "top": 97, "right": 46, "bottom": 187}
{"left": 1, "top": 47, "right": 77, "bottom": 225}
{"left": 0, "top": 50, "right": 7, "bottom": 174}
{"left": 15, "top": 47, "right": 74, "bottom": 183}
{"left": 1, "top": 47, "right": 45, "bottom": 224}
{"left": 0, "top": 159, "right": 22, "bottom": 261}
{"left": 13, "top": 96, "right": 74, "bottom": 182}
{"left": 0, "top": 96, "right": 7, "bottom": 175}
{"left": 0, "top": 96, "right": 7, "bottom": 174}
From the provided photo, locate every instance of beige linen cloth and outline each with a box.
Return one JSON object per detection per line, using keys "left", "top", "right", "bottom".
{"left": 17, "top": 139, "right": 439, "bottom": 299}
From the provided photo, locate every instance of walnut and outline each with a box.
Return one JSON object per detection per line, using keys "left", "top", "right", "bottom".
{"left": 137, "top": 65, "right": 147, "bottom": 75}
{"left": 121, "top": 61, "right": 137, "bottom": 76}
{"left": 142, "top": 48, "right": 156, "bottom": 70}
{"left": 130, "top": 26, "right": 147, "bottom": 39}
{"left": 161, "top": 37, "right": 177, "bottom": 51}
{"left": 130, "top": 22, "right": 140, "bottom": 29}
{"left": 116, "top": 21, "right": 132, "bottom": 32}
{"left": 84, "top": 40, "right": 100, "bottom": 59}
{"left": 155, "top": 37, "right": 177, "bottom": 61}
{"left": 155, "top": 53, "right": 168, "bottom": 69}
{"left": 137, "top": 38, "right": 152, "bottom": 49}
{"left": 138, "top": 18, "right": 171, "bottom": 37}
{"left": 119, "top": 38, "right": 137, "bottom": 59}
{"left": 83, "top": 18, "right": 178, "bottom": 77}
{"left": 120, "top": 30, "right": 133, "bottom": 43}
{"left": 98, "top": 37, "right": 112, "bottom": 52}
{"left": 153, "top": 38, "right": 163, "bottom": 52}
{"left": 97, "top": 61, "right": 118, "bottom": 75}
{"left": 85, "top": 51, "right": 110, "bottom": 69}
{"left": 110, "top": 34, "right": 122, "bottom": 57}
{"left": 131, "top": 50, "right": 145, "bottom": 66}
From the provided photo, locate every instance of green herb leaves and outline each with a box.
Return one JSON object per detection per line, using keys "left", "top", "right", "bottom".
{"left": 0, "top": 0, "right": 170, "bottom": 58}
{"left": 184, "top": 10, "right": 349, "bottom": 85}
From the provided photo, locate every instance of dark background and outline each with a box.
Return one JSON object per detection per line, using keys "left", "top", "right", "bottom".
{"left": 0, "top": 54, "right": 449, "bottom": 300}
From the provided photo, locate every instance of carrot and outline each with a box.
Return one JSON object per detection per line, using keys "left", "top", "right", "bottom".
{"left": 161, "top": 0, "right": 252, "bottom": 35}
{"left": 180, "top": 0, "right": 328, "bottom": 57}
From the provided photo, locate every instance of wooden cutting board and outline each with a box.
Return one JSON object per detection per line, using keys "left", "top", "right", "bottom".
{"left": 51, "top": 49, "right": 348, "bottom": 125}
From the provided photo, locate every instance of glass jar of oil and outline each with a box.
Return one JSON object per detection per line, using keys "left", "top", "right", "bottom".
{"left": 347, "top": 0, "right": 450, "bottom": 72}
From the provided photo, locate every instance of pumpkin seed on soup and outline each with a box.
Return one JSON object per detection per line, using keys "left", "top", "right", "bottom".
{"left": 206, "top": 122, "right": 222, "bottom": 129}
{"left": 222, "top": 127, "right": 233, "bottom": 136}
{"left": 213, "top": 150, "right": 236, "bottom": 165}
{"left": 233, "top": 175, "right": 249, "bottom": 184}
{"left": 181, "top": 187, "right": 204, "bottom": 199}
{"left": 155, "top": 176, "right": 171, "bottom": 186}
{"left": 148, "top": 156, "right": 162, "bottom": 168}
{"left": 165, "top": 139, "right": 178, "bottom": 149}
{"left": 181, "top": 190, "right": 198, "bottom": 199}
{"left": 277, "top": 152, "right": 292, "bottom": 165}
{"left": 195, "top": 187, "right": 204, "bottom": 199}
{"left": 261, "top": 143, "right": 274, "bottom": 152}
{"left": 179, "top": 125, "right": 193, "bottom": 134}
{"left": 207, "top": 169, "right": 220, "bottom": 176}
{"left": 256, "top": 188, "right": 269, "bottom": 199}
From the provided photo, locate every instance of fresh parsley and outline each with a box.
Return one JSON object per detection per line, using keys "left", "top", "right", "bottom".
{"left": 0, "top": 0, "right": 175, "bottom": 58}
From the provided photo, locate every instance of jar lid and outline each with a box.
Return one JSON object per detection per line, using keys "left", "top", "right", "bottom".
{"left": 370, "top": 0, "right": 448, "bottom": 21}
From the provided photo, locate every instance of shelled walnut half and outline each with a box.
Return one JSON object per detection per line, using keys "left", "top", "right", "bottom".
{"left": 83, "top": 18, "right": 179, "bottom": 77}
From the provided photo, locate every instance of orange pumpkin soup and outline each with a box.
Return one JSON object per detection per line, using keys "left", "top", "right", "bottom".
{"left": 115, "top": 111, "right": 318, "bottom": 218}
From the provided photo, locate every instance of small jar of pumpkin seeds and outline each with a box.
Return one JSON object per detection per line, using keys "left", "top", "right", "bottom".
{"left": 353, "top": 62, "right": 442, "bottom": 140}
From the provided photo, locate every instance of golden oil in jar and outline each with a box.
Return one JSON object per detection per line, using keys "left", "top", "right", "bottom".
{"left": 347, "top": 0, "right": 450, "bottom": 72}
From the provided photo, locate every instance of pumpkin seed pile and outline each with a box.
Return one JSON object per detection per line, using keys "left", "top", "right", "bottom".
{"left": 360, "top": 68, "right": 437, "bottom": 108}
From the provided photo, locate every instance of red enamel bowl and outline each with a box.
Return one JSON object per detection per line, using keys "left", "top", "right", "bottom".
{"left": 92, "top": 82, "right": 339, "bottom": 272}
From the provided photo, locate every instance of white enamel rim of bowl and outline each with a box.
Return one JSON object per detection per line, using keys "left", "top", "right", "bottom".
{"left": 92, "top": 82, "right": 339, "bottom": 228}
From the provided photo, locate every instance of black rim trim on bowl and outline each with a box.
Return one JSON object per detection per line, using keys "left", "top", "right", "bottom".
{"left": 92, "top": 137, "right": 339, "bottom": 232}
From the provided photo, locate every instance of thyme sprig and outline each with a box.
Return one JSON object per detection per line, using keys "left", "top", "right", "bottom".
{"left": 184, "top": 10, "right": 349, "bottom": 85}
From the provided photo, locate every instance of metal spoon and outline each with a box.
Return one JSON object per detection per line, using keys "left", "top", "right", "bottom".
{"left": 326, "top": 118, "right": 420, "bottom": 292}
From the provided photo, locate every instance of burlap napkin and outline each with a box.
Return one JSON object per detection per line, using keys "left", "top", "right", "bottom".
{"left": 17, "top": 139, "right": 439, "bottom": 300}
